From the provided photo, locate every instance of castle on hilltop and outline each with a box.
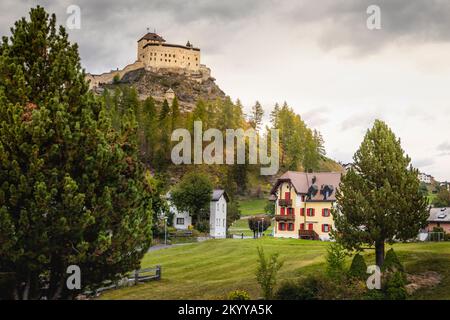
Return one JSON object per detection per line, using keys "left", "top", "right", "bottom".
{"left": 137, "top": 32, "right": 200, "bottom": 72}
{"left": 86, "top": 32, "right": 211, "bottom": 89}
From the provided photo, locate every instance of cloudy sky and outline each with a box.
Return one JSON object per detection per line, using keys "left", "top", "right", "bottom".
{"left": 2, "top": 0, "right": 450, "bottom": 180}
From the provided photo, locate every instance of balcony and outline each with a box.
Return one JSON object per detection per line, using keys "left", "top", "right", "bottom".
{"left": 298, "top": 229, "right": 319, "bottom": 240}
{"left": 275, "top": 214, "right": 295, "bottom": 222}
{"left": 278, "top": 199, "right": 292, "bottom": 207}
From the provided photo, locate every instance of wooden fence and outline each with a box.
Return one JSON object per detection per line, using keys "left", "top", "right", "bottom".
{"left": 91, "top": 265, "right": 161, "bottom": 295}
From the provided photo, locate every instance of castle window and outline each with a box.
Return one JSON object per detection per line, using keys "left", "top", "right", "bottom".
{"left": 169, "top": 60, "right": 171, "bottom": 62}
{"left": 175, "top": 60, "right": 177, "bottom": 63}
{"left": 165, "top": 54, "right": 167, "bottom": 57}
{"left": 196, "top": 57, "right": 198, "bottom": 61}
{"left": 173, "top": 55, "right": 176, "bottom": 58}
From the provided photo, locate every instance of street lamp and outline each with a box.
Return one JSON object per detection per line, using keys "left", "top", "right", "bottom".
{"left": 163, "top": 217, "right": 168, "bottom": 245}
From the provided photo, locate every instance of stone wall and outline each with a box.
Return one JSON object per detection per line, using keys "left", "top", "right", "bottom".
{"left": 86, "top": 61, "right": 145, "bottom": 89}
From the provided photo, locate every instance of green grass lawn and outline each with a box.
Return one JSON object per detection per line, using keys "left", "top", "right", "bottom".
{"left": 100, "top": 238, "right": 450, "bottom": 300}
{"left": 238, "top": 198, "right": 267, "bottom": 216}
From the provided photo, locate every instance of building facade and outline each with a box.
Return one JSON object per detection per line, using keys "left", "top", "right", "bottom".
{"left": 137, "top": 32, "right": 200, "bottom": 72}
{"left": 209, "top": 190, "right": 229, "bottom": 239}
{"left": 271, "top": 171, "right": 342, "bottom": 241}
{"left": 168, "top": 189, "right": 228, "bottom": 238}
{"left": 418, "top": 172, "right": 433, "bottom": 184}
{"left": 427, "top": 207, "right": 450, "bottom": 233}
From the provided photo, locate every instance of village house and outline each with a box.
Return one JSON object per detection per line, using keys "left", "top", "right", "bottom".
{"left": 168, "top": 189, "right": 229, "bottom": 239}
{"left": 418, "top": 172, "right": 434, "bottom": 184}
{"left": 426, "top": 207, "right": 450, "bottom": 234}
{"left": 270, "top": 171, "right": 342, "bottom": 241}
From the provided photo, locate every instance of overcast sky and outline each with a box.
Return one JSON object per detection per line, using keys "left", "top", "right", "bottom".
{"left": 2, "top": 0, "right": 450, "bottom": 180}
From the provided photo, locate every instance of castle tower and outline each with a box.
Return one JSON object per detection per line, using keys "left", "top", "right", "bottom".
{"left": 137, "top": 32, "right": 201, "bottom": 72}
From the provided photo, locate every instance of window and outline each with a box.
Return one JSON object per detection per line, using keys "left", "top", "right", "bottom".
{"left": 222, "top": 204, "right": 225, "bottom": 212}
{"left": 322, "top": 208, "right": 330, "bottom": 217}
{"left": 279, "top": 222, "right": 286, "bottom": 231}
{"left": 300, "top": 208, "right": 305, "bottom": 216}
{"left": 322, "top": 224, "right": 330, "bottom": 232}
{"left": 288, "top": 223, "right": 294, "bottom": 231}
{"left": 176, "top": 218, "right": 185, "bottom": 225}
{"left": 223, "top": 219, "right": 225, "bottom": 227}
{"left": 287, "top": 207, "right": 294, "bottom": 215}
{"left": 285, "top": 192, "right": 290, "bottom": 200}
{"left": 280, "top": 207, "right": 285, "bottom": 215}
{"left": 307, "top": 208, "right": 315, "bottom": 216}
{"left": 300, "top": 223, "right": 305, "bottom": 230}
{"left": 308, "top": 223, "right": 313, "bottom": 231}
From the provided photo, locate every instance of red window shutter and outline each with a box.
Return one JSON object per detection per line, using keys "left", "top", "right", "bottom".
{"left": 308, "top": 223, "right": 313, "bottom": 231}
{"left": 322, "top": 208, "right": 324, "bottom": 216}
{"left": 300, "top": 208, "right": 305, "bottom": 216}
{"left": 285, "top": 192, "right": 290, "bottom": 200}
{"left": 278, "top": 222, "right": 281, "bottom": 231}
{"left": 280, "top": 207, "right": 285, "bottom": 215}
{"left": 292, "top": 208, "right": 295, "bottom": 215}
{"left": 300, "top": 223, "right": 304, "bottom": 230}
{"left": 312, "top": 208, "right": 315, "bottom": 216}
{"left": 321, "top": 224, "right": 325, "bottom": 232}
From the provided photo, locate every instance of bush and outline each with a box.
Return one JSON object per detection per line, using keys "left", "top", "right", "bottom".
{"left": 275, "top": 277, "right": 321, "bottom": 300}
{"left": 196, "top": 220, "right": 210, "bottom": 233}
{"left": 325, "top": 242, "right": 347, "bottom": 280}
{"left": 255, "top": 247, "right": 283, "bottom": 299}
{"left": 348, "top": 253, "right": 367, "bottom": 280}
{"left": 227, "top": 290, "right": 251, "bottom": 300}
{"left": 0, "top": 273, "right": 16, "bottom": 299}
{"left": 382, "top": 249, "right": 404, "bottom": 273}
{"left": 384, "top": 271, "right": 407, "bottom": 300}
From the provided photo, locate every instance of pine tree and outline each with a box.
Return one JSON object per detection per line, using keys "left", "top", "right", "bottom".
{"left": 0, "top": 7, "right": 153, "bottom": 299}
{"left": 170, "top": 96, "right": 180, "bottom": 132}
{"left": 332, "top": 120, "right": 428, "bottom": 267}
{"left": 250, "top": 101, "right": 264, "bottom": 131}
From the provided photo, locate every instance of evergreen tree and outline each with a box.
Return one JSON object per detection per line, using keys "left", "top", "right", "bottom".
{"left": 250, "top": 101, "right": 264, "bottom": 131}
{"left": 270, "top": 103, "right": 280, "bottom": 128}
{"left": 170, "top": 96, "right": 180, "bottom": 132}
{"left": 0, "top": 7, "right": 153, "bottom": 299}
{"left": 348, "top": 254, "right": 367, "bottom": 280}
{"left": 332, "top": 120, "right": 428, "bottom": 267}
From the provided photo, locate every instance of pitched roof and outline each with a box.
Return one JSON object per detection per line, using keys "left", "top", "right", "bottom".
{"left": 212, "top": 189, "right": 229, "bottom": 202}
{"left": 138, "top": 32, "right": 166, "bottom": 43}
{"left": 428, "top": 207, "right": 450, "bottom": 223}
{"left": 271, "top": 171, "right": 342, "bottom": 201}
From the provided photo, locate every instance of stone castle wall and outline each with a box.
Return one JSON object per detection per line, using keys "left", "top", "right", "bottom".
{"left": 138, "top": 42, "right": 200, "bottom": 72}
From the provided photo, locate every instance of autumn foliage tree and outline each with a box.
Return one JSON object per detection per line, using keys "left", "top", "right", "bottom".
{"left": 0, "top": 7, "right": 153, "bottom": 299}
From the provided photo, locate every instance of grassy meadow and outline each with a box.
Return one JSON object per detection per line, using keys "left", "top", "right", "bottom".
{"left": 100, "top": 238, "right": 450, "bottom": 300}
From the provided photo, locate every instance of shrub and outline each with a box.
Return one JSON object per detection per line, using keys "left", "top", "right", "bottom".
{"left": 112, "top": 74, "right": 121, "bottom": 84}
{"left": 275, "top": 277, "right": 321, "bottom": 300}
{"left": 382, "top": 249, "right": 404, "bottom": 273}
{"left": 325, "top": 242, "right": 347, "bottom": 280}
{"left": 255, "top": 246, "right": 283, "bottom": 299}
{"left": 348, "top": 253, "right": 367, "bottom": 280}
{"left": 384, "top": 271, "right": 407, "bottom": 300}
{"left": 0, "top": 273, "right": 15, "bottom": 299}
{"left": 227, "top": 290, "right": 251, "bottom": 300}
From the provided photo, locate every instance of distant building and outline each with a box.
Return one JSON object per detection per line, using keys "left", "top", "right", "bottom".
{"left": 167, "top": 189, "right": 229, "bottom": 238}
{"left": 418, "top": 172, "right": 433, "bottom": 184}
{"left": 342, "top": 163, "right": 354, "bottom": 172}
{"left": 426, "top": 207, "right": 450, "bottom": 233}
{"left": 270, "top": 171, "right": 342, "bottom": 241}
{"left": 439, "top": 181, "right": 450, "bottom": 191}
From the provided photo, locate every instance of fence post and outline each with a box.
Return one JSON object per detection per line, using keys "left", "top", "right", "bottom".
{"left": 134, "top": 270, "right": 139, "bottom": 285}
{"left": 156, "top": 265, "right": 161, "bottom": 280}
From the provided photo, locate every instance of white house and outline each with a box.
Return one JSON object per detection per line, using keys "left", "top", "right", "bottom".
{"left": 168, "top": 189, "right": 229, "bottom": 238}
{"left": 209, "top": 190, "right": 229, "bottom": 238}
{"left": 418, "top": 172, "right": 433, "bottom": 184}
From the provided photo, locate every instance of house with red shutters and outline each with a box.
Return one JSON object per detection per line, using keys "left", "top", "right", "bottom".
{"left": 270, "top": 171, "right": 342, "bottom": 240}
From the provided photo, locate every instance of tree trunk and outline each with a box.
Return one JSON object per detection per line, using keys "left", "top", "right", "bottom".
{"left": 375, "top": 240, "right": 385, "bottom": 267}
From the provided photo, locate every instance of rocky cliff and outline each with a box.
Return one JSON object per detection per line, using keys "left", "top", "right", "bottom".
{"left": 91, "top": 67, "right": 226, "bottom": 111}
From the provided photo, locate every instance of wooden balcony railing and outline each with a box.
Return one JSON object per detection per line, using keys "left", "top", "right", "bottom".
{"left": 298, "top": 229, "right": 319, "bottom": 240}
{"left": 278, "top": 199, "right": 292, "bottom": 207}
{"left": 275, "top": 214, "right": 295, "bottom": 222}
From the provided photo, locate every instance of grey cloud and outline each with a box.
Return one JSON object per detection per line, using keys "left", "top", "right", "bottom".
{"left": 437, "top": 141, "right": 450, "bottom": 151}
{"left": 341, "top": 112, "right": 381, "bottom": 131}
{"left": 302, "top": 108, "right": 330, "bottom": 127}
{"left": 412, "top": 157, "right": 435, "bottom": 168}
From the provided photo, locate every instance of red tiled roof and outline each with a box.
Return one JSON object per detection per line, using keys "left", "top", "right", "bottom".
{"left": 271, "top": 171, "right": 342, "bottom": 201}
